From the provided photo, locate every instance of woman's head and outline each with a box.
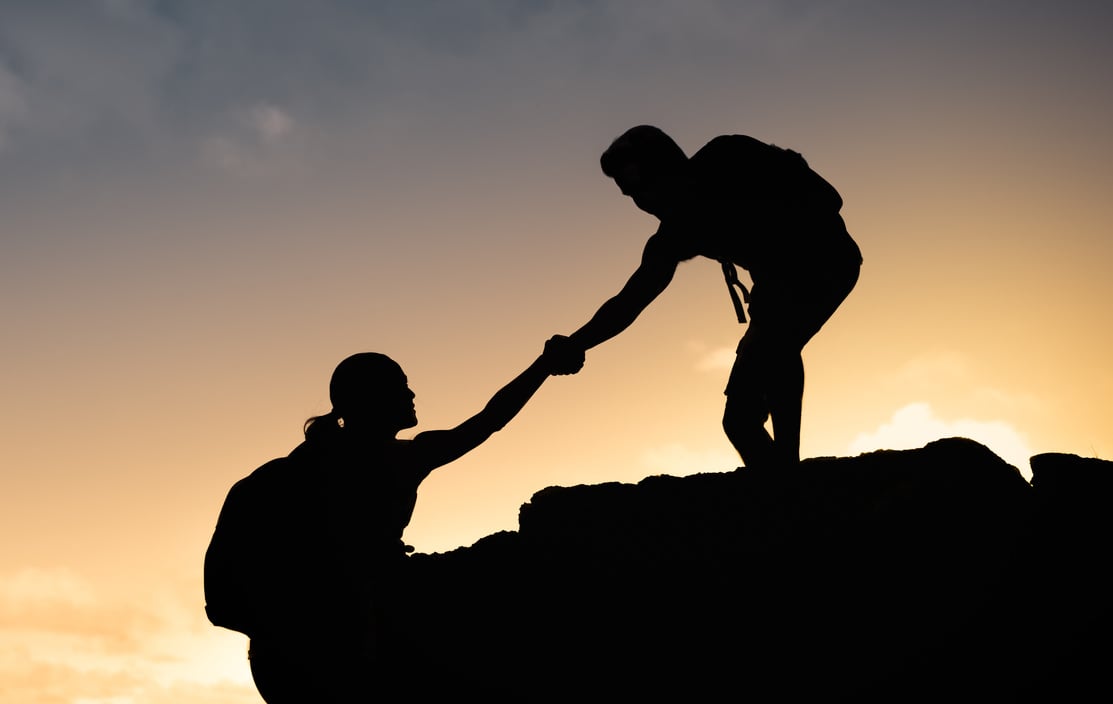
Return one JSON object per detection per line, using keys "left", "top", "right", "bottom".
{"left": 305, "top": 352, "right": 418, "bottom": 441}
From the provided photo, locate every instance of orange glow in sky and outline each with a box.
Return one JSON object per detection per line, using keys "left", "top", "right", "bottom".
{"left": 2, "top": 2, "right": 1112, "bottom": 701}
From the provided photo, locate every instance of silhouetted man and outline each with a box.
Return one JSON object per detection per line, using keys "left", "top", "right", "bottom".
{"left": 551, "top": 125, "right": 862, "bottom": 468}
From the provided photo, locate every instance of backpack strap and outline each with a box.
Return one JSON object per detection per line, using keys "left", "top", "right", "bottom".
{"left": 720, "top": 260, "right": 751, "bottom": 324}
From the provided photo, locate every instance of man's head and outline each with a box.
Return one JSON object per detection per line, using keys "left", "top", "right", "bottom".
{"left": 600, "top": 125, "right": 688, "bottom": 218}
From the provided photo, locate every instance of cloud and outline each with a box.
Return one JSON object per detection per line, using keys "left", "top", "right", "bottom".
{"left": 694, "top": 345, "right": 736, "bottom": 372}
{"left": 880, "top": 351, "right": 1044, "bottom": 416}
{"left": 0, "top": 567, "right": 150, "bottom": 646}
{"left": 0, "top": 566, "right": 95, "bottom": 608}
{"left": 100, "top": 0, "right": 149, "bottom": 21}
{"left": 0, "top": 567, "right": 255, "bottom": 699}
{"left": 0, "top": 647, "right": 258, "bottom": 704}
{"left": 0, "top": 62, "right": 29, "bottom": 151}
{"left": 686, "top": 340, "right": 737, "bottom": 372}
{"left": 199, "top": 103, "right": 298, "bottom": 173}
{"left": 0, "top": 1, "right": 834, "bottom": 172}
{"left": 848, "top": 402, "right": 1034, "bottom": 478}
{"left": 247, "top": 104, "right": 294, "bottom": 143}
{"left": 642, "top": 442, "right": 739, "bottom": 476}
{"left": 199, "top": 135, "right": 245, "bottom": 172}
{"left": 887, "top": 350, "right": 971, "bottom": 388}
{"left": 0, "top": 2, "right": 182, "bottom": 143}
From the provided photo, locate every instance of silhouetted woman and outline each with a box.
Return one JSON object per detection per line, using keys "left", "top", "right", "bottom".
{"left": 211, "top": 341, "right": 578, "bottom": 702}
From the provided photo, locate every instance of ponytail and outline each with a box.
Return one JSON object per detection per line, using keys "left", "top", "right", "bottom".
{"left": 304, "top": 410, "right": 343, "bottom": 443}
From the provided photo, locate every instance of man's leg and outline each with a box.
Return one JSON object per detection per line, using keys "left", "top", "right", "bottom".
{"left": 749, "top": 256, "right": 859, "bottom": 467}
{"left": 723, "top": 332, "right": 776, "bottom": 468}
{"left": 723, "top": 394, "right": 775, "bottom": 468}
{"left": 766, "top": 350, "right": 805, "bottom": 466}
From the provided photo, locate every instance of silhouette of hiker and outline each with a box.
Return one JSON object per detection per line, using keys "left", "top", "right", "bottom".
{"left": 205, "top": 339, "right": 581, "bottom": 703}
{"left": 547, "top": 125, "right": 862, "bottom": 468}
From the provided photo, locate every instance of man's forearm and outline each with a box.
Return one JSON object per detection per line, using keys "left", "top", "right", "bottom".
{"left": 569, "top": 243, "right": 676, "bottom": 351}
{"left": 569, "top": 296, "right": 642, "bottom": 350}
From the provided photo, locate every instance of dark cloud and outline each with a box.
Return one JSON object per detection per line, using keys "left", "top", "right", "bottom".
{"left": 1, "top": 0, "right": 1110, "bottom": 219}
{"left": 0, "top": 1, "right": 830, "bottom": 175}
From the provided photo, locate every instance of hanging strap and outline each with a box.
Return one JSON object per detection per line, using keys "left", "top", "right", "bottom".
{"left": 720, "top": 260, "right": 751, "bottom": 324}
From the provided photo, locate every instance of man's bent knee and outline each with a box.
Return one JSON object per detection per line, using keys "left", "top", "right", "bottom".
{"left": 723, "top": 396, "right": 775, "bottom": 467}
{"left": 723, "top": 393, "right": 766, "bottom": 428}
{"left": 722, "top": 395, "right": 769, "bottom": 448}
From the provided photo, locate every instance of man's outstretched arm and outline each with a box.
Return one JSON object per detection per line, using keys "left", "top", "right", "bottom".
{"left": 568, "top": 232, "right": 679, "bottom": 351}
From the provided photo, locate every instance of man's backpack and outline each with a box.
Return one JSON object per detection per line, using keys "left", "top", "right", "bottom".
{"left": 692, "top": 134, "right": 844, "bottom": 213}
{"left": 692, "top": 135, "right": 850, "bottom": 323}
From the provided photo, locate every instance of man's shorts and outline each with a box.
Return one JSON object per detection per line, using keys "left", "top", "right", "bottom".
{"left": 725, "top": 258, "right": 860, "bottom": 396}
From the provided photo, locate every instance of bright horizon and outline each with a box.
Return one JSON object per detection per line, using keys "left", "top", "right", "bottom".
{"left": 3, "top": 2, "right": 1112, "bottom": 701}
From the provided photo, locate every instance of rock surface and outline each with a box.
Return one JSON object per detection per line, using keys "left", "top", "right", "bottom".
{"left": 394, "top": 438, "right": 1112, "bottom": 702}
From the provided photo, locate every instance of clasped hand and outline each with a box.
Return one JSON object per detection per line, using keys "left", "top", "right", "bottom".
{"left": 543, "top": 335, "right": 585, "bottom": 376}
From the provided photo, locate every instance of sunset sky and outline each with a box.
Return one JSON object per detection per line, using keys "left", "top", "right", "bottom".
{"left": 2, "top": 1, "right": 1111, "bottom": 701}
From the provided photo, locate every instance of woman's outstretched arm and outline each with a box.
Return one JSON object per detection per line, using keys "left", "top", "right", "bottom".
{"left": 408, "top": 338, "right": 579, "bottom": 475}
